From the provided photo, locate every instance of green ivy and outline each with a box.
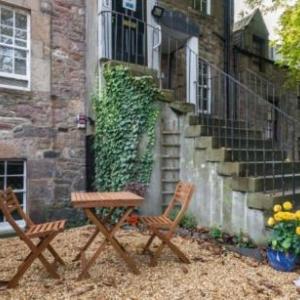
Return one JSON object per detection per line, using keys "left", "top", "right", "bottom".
{"left": 93, "top": 65, "right": 160, "bottom": 192}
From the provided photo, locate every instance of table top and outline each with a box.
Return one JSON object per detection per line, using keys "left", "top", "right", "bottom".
{"left": 71, "top": 192, "right": 144, "bottom": 208}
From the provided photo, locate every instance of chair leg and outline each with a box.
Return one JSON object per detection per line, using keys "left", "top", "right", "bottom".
{"left": 8, "top": 234, "right": 60, "bottom": 288}
{"left": 46, "top": 244, "right": 65, "bottom": 266}
{"left": 154, "top": 229, "right": 190, "bottom": 264}
{"left": 149, "top": 242, "right": 166, "bottom": 267}
{"left": 142, "top": 233, "right": 156, "bottom": 254}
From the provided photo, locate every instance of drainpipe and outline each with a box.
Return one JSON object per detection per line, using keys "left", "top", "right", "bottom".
{"left": 224, "top": 0, "right": 233, "bottom": 118}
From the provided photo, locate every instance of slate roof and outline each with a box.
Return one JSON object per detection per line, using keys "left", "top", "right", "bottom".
{"left": 233, "top": 8, "right": 260, "bottom": 32}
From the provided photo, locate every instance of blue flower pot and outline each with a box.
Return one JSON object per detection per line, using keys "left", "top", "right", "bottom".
{"left": 267, "top": 248, "right": 297, "bottom": 272}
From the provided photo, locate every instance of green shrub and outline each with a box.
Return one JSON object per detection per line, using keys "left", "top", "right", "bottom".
{"left": 169, "top": 208, "right": 198, "bottom": 230}
{"left": 93, "top": 65, "right": 160, "bottom": 192}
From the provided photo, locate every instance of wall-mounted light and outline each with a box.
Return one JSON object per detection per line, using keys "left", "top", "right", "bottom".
{"left": 76, "top": 114, "right": 87, "bottom": 129}
{"left": 151, "top": 5, "right": 165, "bottom": 19}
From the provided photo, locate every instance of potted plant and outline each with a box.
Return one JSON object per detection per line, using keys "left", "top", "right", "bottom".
{"left": 267, "top": 201, "right": 300, "bottom": 272}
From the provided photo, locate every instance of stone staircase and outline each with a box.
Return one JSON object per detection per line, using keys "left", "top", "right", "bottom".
{"left": 185, "top": 114, "right": 300, "bottom": 211}
{"left": 161, "top": 129, "right": 181, "bottom": 206}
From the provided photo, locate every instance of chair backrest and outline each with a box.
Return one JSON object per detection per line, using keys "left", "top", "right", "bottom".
{"left": 163, "top": 182, "right": 195, "bottom": 227}
{"left": 0, "top": 188, "right": 33, "bottom": 237}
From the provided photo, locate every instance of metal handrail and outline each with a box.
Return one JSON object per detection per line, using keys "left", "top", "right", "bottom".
{"left": 99, "top": 10, "right": 300, "bottom": 199}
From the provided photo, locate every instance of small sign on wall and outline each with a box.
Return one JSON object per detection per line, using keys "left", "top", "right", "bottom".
{"left": 123, "top": 0, "right": 137, "bottom": 11}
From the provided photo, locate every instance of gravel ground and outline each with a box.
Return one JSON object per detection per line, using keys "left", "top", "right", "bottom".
{"left": 0, "top": 225, "right": 299, "bottom": 300}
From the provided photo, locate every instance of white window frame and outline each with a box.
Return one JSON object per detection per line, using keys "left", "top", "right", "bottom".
{"left": 0, "top": 160, "right": 27, "bottom": 232}
{"left": 193, "top": 0, "right": 211, "bottom": 15}
{"left": 198, "top": 63, "right": 211, "bottom": 114}
{"left": 0, "top": 4, "right": 31, "bottom": 91}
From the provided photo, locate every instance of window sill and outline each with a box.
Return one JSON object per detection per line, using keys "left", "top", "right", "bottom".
{"left": 0, "top": 220, "right": 25, "bottom": 236}
{"left": 187, "top": 7, "right": 214, "bottom": 20}
{"left": 0, "top": 86, "right": 32, "bottom": 96}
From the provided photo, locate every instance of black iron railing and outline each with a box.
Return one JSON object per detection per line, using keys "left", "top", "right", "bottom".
{"left": 99, "top": 10, "right": 300, "bottom": 200}
{"left": 197, "top": 55, "right": 300, "bottom": 199}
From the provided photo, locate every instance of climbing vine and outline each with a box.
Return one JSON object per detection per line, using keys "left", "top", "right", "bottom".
{"left": 93, "top": 65, "right": 160, "bottom": 192}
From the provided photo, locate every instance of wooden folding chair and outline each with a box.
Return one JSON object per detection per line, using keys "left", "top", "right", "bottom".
{"left": 140, "top": 182, "right": 195, "bottom": 266}
{"left": 0, "top": 188, "right": 66, "bottom": 289}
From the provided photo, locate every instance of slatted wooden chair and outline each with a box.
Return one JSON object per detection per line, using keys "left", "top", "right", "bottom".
{"left": 140, "top": 181, "right": 195, "bottom": 266}
{"left": 0, "top": 188, "right": 66, "bottom": 289}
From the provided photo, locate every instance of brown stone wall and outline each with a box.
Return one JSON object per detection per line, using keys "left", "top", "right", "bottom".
{"left": 159, "top": 0, "right": 227, "bottom": 68}
{"left": 0, "top": 0, "right": 86, "bottom": 223}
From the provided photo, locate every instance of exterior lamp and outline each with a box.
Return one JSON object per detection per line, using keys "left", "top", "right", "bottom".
{"left": 151, "top": 5, "right": 165, "bottom": 19}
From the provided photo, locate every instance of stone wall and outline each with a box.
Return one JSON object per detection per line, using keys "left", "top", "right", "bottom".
{"left": 0, "top": 0, "right": 86, "bottom": 226}
{"left": 159, "top": 0, "right": 227, "bottom": 67}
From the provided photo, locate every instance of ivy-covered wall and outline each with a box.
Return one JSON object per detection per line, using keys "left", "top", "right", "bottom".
{"left": 93, "top": 65, "right": 160, "bottom": 192}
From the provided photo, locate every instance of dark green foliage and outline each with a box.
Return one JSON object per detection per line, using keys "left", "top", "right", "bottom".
{"left": 93, "top": 65, "right": 160, "bottom": 192}
{"left": 169, "top": 208, "right": 198, "bottom": 230}
{"left": 270, "top": 221, "right": 300, "bottom": 255}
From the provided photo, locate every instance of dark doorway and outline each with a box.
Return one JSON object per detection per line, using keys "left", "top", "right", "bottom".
{"left": 86, "top": 135, "right": 95, "bottom": 192}
{"left": 112, "top": 0, "right": 147, "bottom": 65}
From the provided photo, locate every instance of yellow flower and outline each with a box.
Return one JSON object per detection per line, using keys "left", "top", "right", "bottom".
{"left": 296, "top": 227, "right": 300, "bottom": 235}
{"left": 274, "top": 211, "right": 296, "bottom": 222}
{"left": 296, "top": 210, "right": 300, "bottom": 220}
{"left": 273, "top": 204, "right": 282, "bottom": 213}
{"left": 267, "top": 217, "right": 275, "bottom": 226}
{"left": 274, "top": 212, "right": 283, "bottom": 222}
{"left": 283, "top": 201, "right": 293, "bottom": 211}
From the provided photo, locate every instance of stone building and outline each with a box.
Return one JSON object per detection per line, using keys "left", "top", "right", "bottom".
{"left": 0, "top": 0, "right": 86, "bottom": 233}
{"left": 1, "top": 0, "right": 299, "bottom": 244}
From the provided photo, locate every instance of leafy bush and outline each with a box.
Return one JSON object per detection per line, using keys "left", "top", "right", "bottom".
{"left": 93, "top": 65, "right": 160, "bottom": 192}
{"left": 210, "top": 227, "right": 222, "bottom": 239}
{"left": 169, "top": 208, "right": 198, "bottom": 230}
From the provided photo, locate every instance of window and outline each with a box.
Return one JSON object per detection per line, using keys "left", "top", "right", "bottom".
{"left": 252, "top": 35, "right": 265, "bottom": 72}
{"left": 0, "top": 5, "right": 30, "bottom": 90}
{"left": 193, "top": 0, "right": 211, "bottom": 15}
{"left": 198, "top": 62, "right": 211, "bottom": 113}
{"left": 0, "top": 160, "right": 27, "bottom": 228}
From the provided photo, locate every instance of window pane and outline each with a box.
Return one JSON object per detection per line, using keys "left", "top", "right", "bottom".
{"left": 0, "top": 54, "right": 12, "bottom": 73}
{"left": 0, "top": 35, "right": 12, "bottom": 45}
{"left": 14, "top": 192, "right": 24, "bottom": 206}
{"left": 15, "top": 49, "right": 26, "bottom": 59}
{"left": 7, "top": 161, "right": 24, "bottom": 175}
{"left": 6, "top": 176, "right": 24, "bottom": 190}
{"left": 15, "top": 39, "right": 26, "bottom": 47}
{"left": 15, "top": 58, "right": 26, "bottom": 75}
{"left": 0, "top": 212, "right": 3, "bottom": 223}
{"left": 1, "top": 8, "right": 13, "bottom": 26}
{"left": 15, "top": 13, "right": 27, "bottom": 30}
{"left": 1, "top": 25, "right": 13, "bottom": 37}
{"left": 11, "top": 210, "right": 22, "bottom": 221}
{"left": 15, "top": 29, "right": 26, "bottom": 40}
{"left": 0, "top": 162, "right": 4, "bottom": 175}
{"left": 0, "top": 177, "right": 4, "bottom": 189}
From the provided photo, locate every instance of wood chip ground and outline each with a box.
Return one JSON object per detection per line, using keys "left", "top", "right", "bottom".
{"left": 0, "top": 226, "right": 299, "bottom": 299}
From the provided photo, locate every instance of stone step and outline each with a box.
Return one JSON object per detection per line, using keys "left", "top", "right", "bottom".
{"left": 162, "top": 146, "right": 180, "bottom": 156}
{"left": 162, "top": 181, "right": 178, "bottom": 192}
{"left": 162, "top": 167, "right": 180, "bottom": 171}
{"left": 207, "top": 148, "right": 286, "bottom": 162}
{"left": 162, "top": 131, "right": 180, "bottom": 135}
{"left": 232, "top": 174, "right": 300, "bottom": 192}
{"left": 218, "top": 162, "right": 300, "bottom": 177}
{"left": 185, "top": 125, "right": 262, "bottom": 139}
{"left": 195, "top": 136, "right": 275, "bottom": 150}
{"left": 162, "top": 174, "right": 180, "bottom": 181}
{"left": 247, "top": 190, "right": 300, "bottom": 210}
{"left": 162, "top": 143, "right": 180, "bottom": 147}
{"left": 162, "top": 168, "right": 180, "bottom": 181}
{"left": 162, "top": 131, "right": 180, "bottom": 144}
{"left": 189, "top": 115, "right": 247, "bottom": 128}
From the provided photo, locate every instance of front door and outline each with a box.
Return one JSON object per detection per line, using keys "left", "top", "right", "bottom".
{"left": 112, "top": 0, "right": 147, "bottom": 65}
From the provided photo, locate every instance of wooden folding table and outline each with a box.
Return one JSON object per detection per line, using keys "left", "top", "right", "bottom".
{"left": 71, "top": 192, "right": 143, "bottom": 279}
